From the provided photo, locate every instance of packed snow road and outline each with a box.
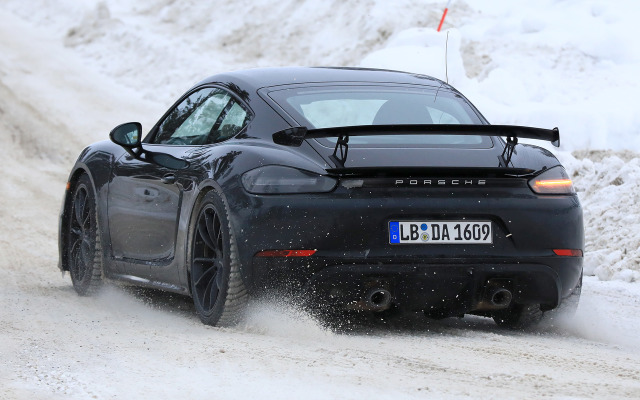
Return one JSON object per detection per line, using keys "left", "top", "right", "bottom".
{"left": 2, "top": 3, "right": 640, "bottom": 399}
{"left": 3, "top": 273, "right": 640, "bottom": 399}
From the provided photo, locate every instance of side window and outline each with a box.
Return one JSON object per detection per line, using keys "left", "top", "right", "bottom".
{"left": 214, "top": 102, "right": 249, "bottom": 142}
{"left": 153, "top": 88, "right": 235, "bottom": 145}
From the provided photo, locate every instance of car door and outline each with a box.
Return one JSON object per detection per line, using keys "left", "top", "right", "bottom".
{"left": 107, "top": 87, "right": 236, "bottom": 277}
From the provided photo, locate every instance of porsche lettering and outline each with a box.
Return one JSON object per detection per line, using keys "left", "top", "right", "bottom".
{"left": 394, "top": 179, "right": 486, "bottom": 186}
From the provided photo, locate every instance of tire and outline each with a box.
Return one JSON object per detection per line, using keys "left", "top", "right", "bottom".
{"left": 493, "top": 303, "right": 544, "bottom": 330}
{"left": 189, "top": 190, "right": 247, "bottom": 326}
{"left": 493, "top": 274, "right": 582, "bottom": 329}
{"left": 67, "top": 174, "right": 103, "bottom": 295}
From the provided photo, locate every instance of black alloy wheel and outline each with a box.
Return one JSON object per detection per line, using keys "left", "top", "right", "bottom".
{"left": 192, "top": 205, "right": 225, "bottom": 311}
{"left": 68, "top": 174, "right": 102, "bottom": 295}
{"left": 190, "top": 190, "right": 247, "bottom": 326}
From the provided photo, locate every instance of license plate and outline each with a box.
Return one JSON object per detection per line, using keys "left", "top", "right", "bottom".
{"left": 389, "top": 221, "right": 492, "bottom": 244}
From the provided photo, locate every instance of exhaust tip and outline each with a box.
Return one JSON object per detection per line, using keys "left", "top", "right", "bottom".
{"left": 490, "top": 288, "right": 513, "bottom": 307}
{"left": 366, "top": 288, "right": 392, "bottom": 310}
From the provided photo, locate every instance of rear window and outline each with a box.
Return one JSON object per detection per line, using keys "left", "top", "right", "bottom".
{"left": 267, "top": 85, "right": 491, "bottom": 148}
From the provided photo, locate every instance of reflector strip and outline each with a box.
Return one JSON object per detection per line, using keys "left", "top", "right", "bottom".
{"left": 553, "top": 249, "right": 583, "bottom": 257}
{"left": 256, "top": 250, "right": 317, "bottom": 257}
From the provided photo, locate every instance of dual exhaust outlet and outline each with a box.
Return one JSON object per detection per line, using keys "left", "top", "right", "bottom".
{"left": 360, "top": 281, "right": 512, "bottom": 312}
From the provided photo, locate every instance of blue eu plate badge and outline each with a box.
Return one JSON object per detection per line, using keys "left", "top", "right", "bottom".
{"left": 389, "top": 221, "right": 400, "bottom": 243}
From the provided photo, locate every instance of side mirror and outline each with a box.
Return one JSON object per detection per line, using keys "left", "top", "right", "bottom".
{"left": 109, "top": 122, "right": 189, "bottom": 170}
{"left": 110, "top": 122, "right": 142, "bottom": 148}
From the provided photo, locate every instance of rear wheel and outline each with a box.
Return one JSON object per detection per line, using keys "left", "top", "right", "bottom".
{"left": 493, "top": 303, "right": 544, "bottom": 329}
{"left": 189, "top": 190, "right": 247, "bottom": 326}
{"left": 67, "top": 174, "right": 103, "bottom": 295}
{"left": 493, "top": 274, "right": 582, "bottom": 329}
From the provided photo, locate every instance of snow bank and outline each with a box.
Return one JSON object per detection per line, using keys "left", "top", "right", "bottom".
{"left": 561, "top": 151, "right": 640, "bottom": 281}
{"left": 361, "top": 28, "right": 468, "bottom": 87}
{"left": 0, "top": 0, "right": 444, "bottom": 102}
{"left": 360, "top": 0, "right": 640, "bottom": 152}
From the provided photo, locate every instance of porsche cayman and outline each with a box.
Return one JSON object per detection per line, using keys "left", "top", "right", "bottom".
{"left": 58, "top": 67, "right": 583, "bottom": 328}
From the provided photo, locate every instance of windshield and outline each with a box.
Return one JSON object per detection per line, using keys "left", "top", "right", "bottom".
{"left": 267, "top": 85, "right": 491, "bottom": 148}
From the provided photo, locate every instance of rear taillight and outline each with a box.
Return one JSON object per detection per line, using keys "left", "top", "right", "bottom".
{"left": 529, "top": 166, "right": 575, "bottom": 194}
{"left": 242, "top": 166, "right": 337, "bottom": 194}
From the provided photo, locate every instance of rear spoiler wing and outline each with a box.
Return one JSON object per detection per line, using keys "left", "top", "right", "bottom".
{"left": 272, "top": 124, "right": 559, "bottom": 167}
{"left": 273, "top": 124, "right": 560, "bottom": 147}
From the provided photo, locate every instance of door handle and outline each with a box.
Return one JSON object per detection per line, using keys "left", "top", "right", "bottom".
{"left": 161, "top": 174, "right": 176, "bottom": 184}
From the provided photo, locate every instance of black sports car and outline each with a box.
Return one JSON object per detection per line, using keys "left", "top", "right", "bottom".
{"left": 58, "top": 67, "right": 583, "bottom": 328}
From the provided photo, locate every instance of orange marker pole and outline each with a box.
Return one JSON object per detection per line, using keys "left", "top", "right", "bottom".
{"left": 437, "top": 0, "right": 452, "bottom": 32}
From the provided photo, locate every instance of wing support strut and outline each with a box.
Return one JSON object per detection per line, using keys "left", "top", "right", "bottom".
{"left": 329, "top": 134, "right": 350, "bottom": 167}
{"left": 501, "top": 136, "right": 518, "bottom": 166}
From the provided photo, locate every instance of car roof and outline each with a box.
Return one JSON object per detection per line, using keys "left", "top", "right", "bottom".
{"left": 196, "top": 67, "right": 454, "bottom": 92}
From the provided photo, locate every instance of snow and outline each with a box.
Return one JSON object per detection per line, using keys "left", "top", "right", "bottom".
{"left": 563, "top": 151, "right": 640, "bottom": 281}
{"left": 2, "top": 0, "right": 640, "bottom": 398}
{"left": 363, "top": 1, "right": 640, "bottom": 152}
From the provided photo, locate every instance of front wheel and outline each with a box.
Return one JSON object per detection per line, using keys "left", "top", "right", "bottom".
{"left": 67, "top": 174, "right": 103, "bottom": 295}
{"left": 189, "top": 190, "right": 247, "bottom": 326}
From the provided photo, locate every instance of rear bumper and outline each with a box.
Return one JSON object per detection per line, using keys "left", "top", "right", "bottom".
{"left": 251, "top": 256, "right": 582, "bottom": 315}
{"left": 225, "top": 184, "right": 583, "bottom": 314}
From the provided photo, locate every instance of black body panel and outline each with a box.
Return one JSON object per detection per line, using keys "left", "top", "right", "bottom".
{"left": 58, "top": 67, "right": 583, "bottom": 319}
